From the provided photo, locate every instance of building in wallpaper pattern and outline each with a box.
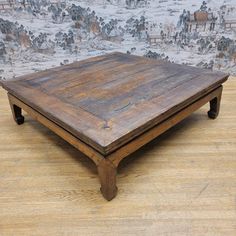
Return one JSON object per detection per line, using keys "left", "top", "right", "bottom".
{"left": 185, "top": 11, "right": 217, "bottom": 32}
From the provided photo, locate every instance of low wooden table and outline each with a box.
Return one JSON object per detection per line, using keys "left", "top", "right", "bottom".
{"left": 1, "top": 52, "right": 229, "bottom": 200}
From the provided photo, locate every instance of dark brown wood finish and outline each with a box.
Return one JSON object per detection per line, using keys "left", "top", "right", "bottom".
{"left": 208, "top": 89, "right": 222, "bottom": 119}
{"left": 97, "top": 158, "right": 118, "bottom": 200}
{"left": 1, "top": 52, "right": 229, "bottom": 155}
{"left": 9, "top": 102, "right": 24, "bottom": 125}
{"left": 6, "top": 85, "right": 225, "bottom": 200}
{"left": 1, "top": 52, "right": 229, "bottom": 200}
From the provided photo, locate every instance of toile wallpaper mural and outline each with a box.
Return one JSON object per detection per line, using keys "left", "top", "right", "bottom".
{"left": 0, "top": 0, "right": 236, "bottom": 81}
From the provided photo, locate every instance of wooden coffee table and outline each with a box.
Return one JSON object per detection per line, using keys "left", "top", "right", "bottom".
{"left": 1, "top": 52, "right": 229, "bottom": 200}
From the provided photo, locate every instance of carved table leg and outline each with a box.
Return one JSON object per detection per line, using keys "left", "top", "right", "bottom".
{"left": 8, "top": 95, "right": 24, "bottom": 125}
{"left": 208, "top": 86, "right": 223, "bottom": 119}
{"left": 97, "top": 158, "right": 118, "bottom": 201}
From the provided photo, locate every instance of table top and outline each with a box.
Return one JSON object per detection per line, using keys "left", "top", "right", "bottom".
{"left": 1, "top": 52, "right": 229, "bottom": 155}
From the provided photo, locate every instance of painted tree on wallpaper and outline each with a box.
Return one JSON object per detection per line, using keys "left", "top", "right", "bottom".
{"left": 0, "top": 0, "right": 235, "bottom": 80}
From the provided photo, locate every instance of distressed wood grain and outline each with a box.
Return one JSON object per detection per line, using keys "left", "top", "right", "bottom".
{"left": 0, "top": 52, "right": 229, "bottom": 200}
{"left": 1, "top": 52, "right": 229, "bottom": 154}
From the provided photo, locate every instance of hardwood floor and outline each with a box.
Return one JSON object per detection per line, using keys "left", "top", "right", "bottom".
{"left": 0, "top": 78, "right": 236, "bottom": 236}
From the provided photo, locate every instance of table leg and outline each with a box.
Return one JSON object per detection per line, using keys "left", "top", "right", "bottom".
{"left": 97, "top": 158, "right": 118, "bottom": 201}
{"left": 10, "top": 104, "right": 24, "bottom": 125}
{"left": 208, "top": 86, "right": 222, "bottom": 119}
{"left": 8, "top": 94, "right": 24, "bottom": 125}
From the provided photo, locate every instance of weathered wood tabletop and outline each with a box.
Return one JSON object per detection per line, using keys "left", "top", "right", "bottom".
{"left": 1, "top": 52, "right": 228, "bottom": 155}
{"left": 1, "top": 52, "right": 229, "bottom": 200}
